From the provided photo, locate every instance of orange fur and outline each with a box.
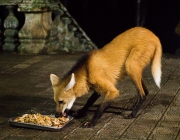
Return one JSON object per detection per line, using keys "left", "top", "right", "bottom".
{"left": 73, "top": 27, "right": 161, "bottom": 100}
{"left": 50, "top": 27, "right": 162, "bottom": 123}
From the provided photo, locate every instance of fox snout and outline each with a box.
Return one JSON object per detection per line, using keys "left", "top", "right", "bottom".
{"left": 55, "top": 109, "right": 70, "bottom": 118}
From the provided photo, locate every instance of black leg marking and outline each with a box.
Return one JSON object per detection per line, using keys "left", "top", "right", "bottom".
{"left": 126, "top": 96, "right": 146, "bottom": 119}
{"left": 73, "top": 92, "right": 100, "bottom": 118}
{"left": 142, "top": 80, "right": 149, "bottom": 96}
{"left": 83, "top": 101, "right": 112, "bottom": 128}
{"left": 126, "top": 80, "right": 148, "bottom": 119}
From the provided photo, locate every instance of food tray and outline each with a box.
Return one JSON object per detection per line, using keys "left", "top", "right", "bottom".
{"left": 9, "top": 115, "right": 73, "bottom": 131}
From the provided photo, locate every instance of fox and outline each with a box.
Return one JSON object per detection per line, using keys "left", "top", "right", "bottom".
{"left": 50, "top": 27, "right": 162, "bottom": 127}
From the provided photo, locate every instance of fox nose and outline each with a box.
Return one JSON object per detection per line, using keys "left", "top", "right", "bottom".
{"left": 55, "top": 112, "right": 62, "bottom": 118}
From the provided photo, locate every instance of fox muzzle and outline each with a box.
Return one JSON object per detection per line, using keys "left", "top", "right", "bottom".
{"left": 55, "top": 109, "right": 70, "bottom": 118}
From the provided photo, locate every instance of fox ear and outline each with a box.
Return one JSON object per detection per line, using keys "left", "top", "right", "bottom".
{"left": 66, "top": 73, "right": 75, "bottom": 91}
{"left": 50, "top": 74, "right": 60, "bottom": 86}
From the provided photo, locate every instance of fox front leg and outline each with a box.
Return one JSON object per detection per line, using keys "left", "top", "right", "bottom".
{"left": 83, "top": 101, "right": 112, "bottom": 128}
{"left": 73, "top": 92, "right": 100, "bottom": 118}
{"left": 83, "top": 80, "right": 119, "bottom": 127}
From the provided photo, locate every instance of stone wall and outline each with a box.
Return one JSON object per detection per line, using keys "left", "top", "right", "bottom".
{"left": 0, "top": 0, "right": 97, "bottom": 54}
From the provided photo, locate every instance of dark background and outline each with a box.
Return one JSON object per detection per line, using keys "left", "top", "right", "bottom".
{"left": 61, "top": 0, "right": 180, "bottom": 54}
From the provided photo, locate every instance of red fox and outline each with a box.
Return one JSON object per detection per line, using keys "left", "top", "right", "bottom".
{"left": 50, "top": 27, "right": 162, "bottom": 127}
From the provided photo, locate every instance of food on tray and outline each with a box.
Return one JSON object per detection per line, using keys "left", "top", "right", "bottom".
{"left": 14, "top": 113, "right": 69, "bottom": 127}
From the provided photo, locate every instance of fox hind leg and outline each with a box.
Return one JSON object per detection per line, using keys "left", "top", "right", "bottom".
{"left": 130, "top": 80, "right": 149, "bottom": 118}
{"left": 127, "top": 77, "right": 147, "bottom": 119}
{"left": 125, "top": 60, "right": 148, "bottom": 118}
{"left": 142, "top": 80, "right": 149, "bottom": 96}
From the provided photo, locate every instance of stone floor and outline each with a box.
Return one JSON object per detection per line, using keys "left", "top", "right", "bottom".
{"left": 0, "top": 52, "right": 180, "bottom": 140}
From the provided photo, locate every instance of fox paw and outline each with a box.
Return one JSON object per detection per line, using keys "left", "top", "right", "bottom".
{"left": 125, "top": 113, "right": 135, "bottom": 119}
{"left": 83, "top": 122, "right": 93, "bottom": 128}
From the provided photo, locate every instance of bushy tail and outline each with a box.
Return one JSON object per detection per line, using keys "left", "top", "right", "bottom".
{"left": 151, "top": 42, "right": 162, "bottom": 88}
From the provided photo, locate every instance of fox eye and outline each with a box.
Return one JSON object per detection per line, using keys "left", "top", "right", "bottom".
{"left": 58, "top": 100, "right": 64, "bottom": 104}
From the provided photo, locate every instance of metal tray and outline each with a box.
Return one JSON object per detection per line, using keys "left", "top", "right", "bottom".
{"left": 9, "top": 115, "right": 73, "bottom": 131}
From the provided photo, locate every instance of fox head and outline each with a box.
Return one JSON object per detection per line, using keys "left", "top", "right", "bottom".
{"left": 50, "top": 73, "right": 76, "bottom": 117}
